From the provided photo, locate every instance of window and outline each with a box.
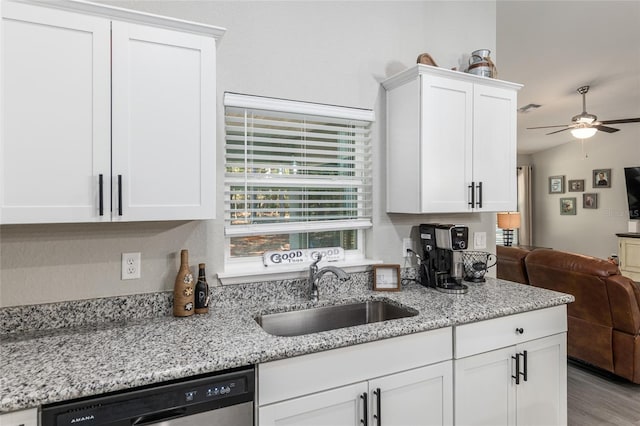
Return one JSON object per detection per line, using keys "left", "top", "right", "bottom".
{"left": 223, "top": 93, "right": 374, "bottom": 275}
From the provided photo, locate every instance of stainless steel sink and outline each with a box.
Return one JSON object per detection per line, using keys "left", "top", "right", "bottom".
{"left": 255, "top": 300, "right": 418, "bottom": 337}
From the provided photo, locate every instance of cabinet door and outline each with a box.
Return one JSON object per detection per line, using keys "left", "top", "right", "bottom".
{"left": 0, "top": 408, "right": 38, "bottom": 426}
{"left": 420, "top": 74, "right": 473, "bottom": 213}
{"left": 516, "top": 334, "right": 567, "bottom": 426}
{"left": 472, "top": 84, "right": 517, "bottom": 212}
{"left": 258, "top": 382, "right": 368, "bottom": 426}
{"left": 1, "top": 2, "right": 111, "bottom": 224}
{"left": 455, "top": 346, "right": 516, "bottom": 426}
{"left": 619, "top": 238, "right": 640, "bottom": 281}
{"left": 111, "top": 22, "right": 216, "bottom": 221}
{"left": 369, "top": 361, "right": 453, "bottom": 426}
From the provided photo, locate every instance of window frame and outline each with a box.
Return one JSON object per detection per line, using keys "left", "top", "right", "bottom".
{"left": 220, "top": 93, "right": 375, "bottom": 282}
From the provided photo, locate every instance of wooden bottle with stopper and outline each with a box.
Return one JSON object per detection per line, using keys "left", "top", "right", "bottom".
{"left": 173, "top": 249, "right": 194, "bottom": 317}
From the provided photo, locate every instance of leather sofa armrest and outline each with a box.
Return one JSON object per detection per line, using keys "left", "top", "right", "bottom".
{"left": 606, "top": 275, "right": 640, "bottom": 335}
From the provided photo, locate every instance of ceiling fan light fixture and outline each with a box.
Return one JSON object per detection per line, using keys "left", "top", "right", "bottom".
{"left": 570, "top": 125, "right": 597, "bottom": 139}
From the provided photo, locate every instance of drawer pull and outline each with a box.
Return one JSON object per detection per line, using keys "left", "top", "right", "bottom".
{"left": 515, "top": 327, "right": 524, "bottom": 335}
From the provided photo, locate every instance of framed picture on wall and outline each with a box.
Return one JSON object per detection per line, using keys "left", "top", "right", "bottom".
{"left": 583, "top": 193, "right": 598, "bottom": 209}
{"left": 568, "top": 179, "right": 585, "bottom": 192}
{"left": 593, "top": 169, "right": 611, "bottom": 188}
{"left": 560, "top": 197, "right": 577, "bottom": 215}
{"left": 549, "top": 175, "right": 565, "bottom": 194}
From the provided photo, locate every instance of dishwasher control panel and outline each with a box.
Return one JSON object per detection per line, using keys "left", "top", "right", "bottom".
{"left": 185, "top": 377, "right": 244, "bottom": 403}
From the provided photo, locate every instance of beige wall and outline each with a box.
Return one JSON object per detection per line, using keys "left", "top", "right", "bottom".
{"left": 0, "top": 1, "right": 499, "bottom": 307}
{"left": 530, "top": 128, "right": 640, "bottom": 258}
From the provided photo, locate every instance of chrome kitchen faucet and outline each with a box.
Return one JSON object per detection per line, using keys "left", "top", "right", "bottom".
{"left": 308, "top": 254, "right": 350, "bottom": 303}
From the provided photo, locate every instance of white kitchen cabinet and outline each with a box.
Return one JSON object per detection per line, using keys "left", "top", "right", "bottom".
{"left": 382, "top": 65, "right": 521, "bottom": 213}
{"left": 258, "top": 328, "right": 453, "bottom": 426}
{"left": 260, "top": 362, "right": 453, "bottom": 426}
{"left": 0, "top": 0, "right": 223, "bottom": 224}
{"left": 454, "top": 306, "right": 568, "bottom": 426}
{"left": 618, "top": 236, "right": 640, "bottom": 281}
{"left": 0, "top": 408, "right": 38, "bottom": 426}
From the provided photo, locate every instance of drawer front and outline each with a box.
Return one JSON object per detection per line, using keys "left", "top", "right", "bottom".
{"left": 258, "top": 327, "right": 452, "bottom": 406}
{"left": 454, "top": 305, "right": 567, "bottom": 359}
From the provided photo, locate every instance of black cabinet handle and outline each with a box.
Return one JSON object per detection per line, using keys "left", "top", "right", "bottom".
{"left": 468, "top": 181, "right": 475, "bottom": 208}
{"left": 476, "top": 181, "right": 483, "bottom": 208}
{"left": 117, "top": 174, "right": 123, "bottom": 216}
{"left": 360, "top": 392, "right": 368, "bottom": 425}
{"left": 511, "top": 354, "right": 520, "bottom": 385}
{"left": 98, "top": 174, "right": 104, "bottom": 216}
{"left": 515, "top": 327, "right": 524, "bottom": 335}
{"left": 373, "top": 388, "right": 381, "bottom": 425}
{"left": 522, "top": 350, "right": 528, "bottom": 382}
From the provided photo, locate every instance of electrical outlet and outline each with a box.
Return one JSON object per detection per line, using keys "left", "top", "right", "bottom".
{"left": 402, "top": 238, "right": 413, "bottom": 257}
{"left": 121, "top": 252, "right": 141, "bottom": 280}
{"left": 474, "top": 232, "right": 487, "bottom": 249}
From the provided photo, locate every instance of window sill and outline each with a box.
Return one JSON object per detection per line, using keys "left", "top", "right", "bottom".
{"left": 217, "top": 259, "right": 383, "bottom": 286}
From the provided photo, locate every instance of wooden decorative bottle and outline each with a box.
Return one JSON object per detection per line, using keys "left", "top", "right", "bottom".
{"left": 173, "top": 249, "right": 194, "bottom": 317}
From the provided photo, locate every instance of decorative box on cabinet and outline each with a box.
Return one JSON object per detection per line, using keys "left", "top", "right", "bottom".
{"left": 257, "top": 328, "right": 453, "bottom": 426}
{"left": 382, "top": 65, "right": 522, "bottom": 213}
{"left": 618, "top": 236, "right": 640, "bottom": 281}
{"left": 0, "top": 0, "right": 224, "bottom": 224}
{"left": 454, "top": 305, "right": 568, "bottom": 426}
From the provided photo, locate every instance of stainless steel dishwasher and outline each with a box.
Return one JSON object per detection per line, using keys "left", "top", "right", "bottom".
{"left": 40, "top": 365, "right": 254, "bottom": 425}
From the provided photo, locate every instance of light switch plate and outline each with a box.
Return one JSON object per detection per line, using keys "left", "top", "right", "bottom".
{"left": 474, "top": 232, "right": 487, "bottom": 249}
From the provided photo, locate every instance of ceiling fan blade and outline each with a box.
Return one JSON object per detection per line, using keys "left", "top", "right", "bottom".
{"left": 527, "top": 125, "right": 568, "bottom": 130}
{"left": 600, "top": 118, "right": 640, "bottom": 125}
{"left": 546, "top": 127, "right": 571, "bottom": 135}
{"left": 594, "top": 125, "right": 620, "bottom": 133}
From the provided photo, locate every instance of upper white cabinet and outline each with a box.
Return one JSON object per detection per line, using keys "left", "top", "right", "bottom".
{"left": 382, "top": 65, "right": 522, "bottom": 213}
{"left": 0, "top": 0, "right": 224, "bottom": 224}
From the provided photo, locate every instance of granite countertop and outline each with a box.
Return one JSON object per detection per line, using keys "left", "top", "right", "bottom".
{"left": 0, "top": 277, "right": 574, "bottom": 413}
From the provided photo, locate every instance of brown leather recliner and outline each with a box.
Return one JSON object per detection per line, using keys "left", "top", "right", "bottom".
{"left": 525, "top": 249, "right": 640, "bottom": 383}
{"left": 496, "top": 245, "right": 531, "bottom": 284}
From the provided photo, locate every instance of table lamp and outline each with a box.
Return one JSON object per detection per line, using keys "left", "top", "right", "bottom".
{"left": 497, "top": 212, "right": 521, "bottom": 247}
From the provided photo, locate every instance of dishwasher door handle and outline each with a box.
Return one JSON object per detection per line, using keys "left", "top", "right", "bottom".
{"left": 132, "top": 407, "right": 187, "bottom": 425}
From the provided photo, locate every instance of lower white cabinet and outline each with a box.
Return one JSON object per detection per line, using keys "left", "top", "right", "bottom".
{"left": 257, "top": 328, "right": 453, "bottom": 426}
{"left": 259, "top": 362, "right": 453, "bottom": 426}
{"left": 0, "top": 408, "right": 38, "bottom": 426}
{"left": 454, "top": 306, "right": 568, "bottom": 426}
{"left": 257, "top": 305, "right": 568, "bottom": 426}
{"left": 619, "top": 236, "right": 640, "bottom": 281}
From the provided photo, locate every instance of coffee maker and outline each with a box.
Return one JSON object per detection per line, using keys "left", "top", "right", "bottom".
{"left": 419, "top": 223, "right": 469, "bottom": 294}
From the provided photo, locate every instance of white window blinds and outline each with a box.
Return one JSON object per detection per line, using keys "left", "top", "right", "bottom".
{"left": 224, "top": 93, "right": 374, "bottom": 237}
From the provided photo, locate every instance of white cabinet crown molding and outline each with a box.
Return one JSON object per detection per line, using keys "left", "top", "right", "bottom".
{"left": 382, "top": 64, "right": 523, "bottom": 92}
{"left": 10, "top": 0, "right": 226, "bottom": 38}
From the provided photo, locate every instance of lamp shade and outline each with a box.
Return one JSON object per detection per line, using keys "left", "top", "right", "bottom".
{"left": 497, "top": 212, "right": 521, "bottom": 229}
{"left": 570, "top": 126, "right": 597, "bottom": 139}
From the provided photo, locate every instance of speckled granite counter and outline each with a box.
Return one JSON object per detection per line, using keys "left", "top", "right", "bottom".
{"left": 0, "top": 276, "right": 573, "bottom": 413}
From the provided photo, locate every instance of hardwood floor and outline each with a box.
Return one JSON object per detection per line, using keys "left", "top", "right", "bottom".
{"left": 568, "top": 361, "right": 640, "bottom": 426}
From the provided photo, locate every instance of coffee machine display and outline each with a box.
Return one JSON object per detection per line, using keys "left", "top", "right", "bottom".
{"left": 419, "top": 223, "right": 469, "bottom": 294}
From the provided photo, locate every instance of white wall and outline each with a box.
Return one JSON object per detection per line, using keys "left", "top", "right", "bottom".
{"left": 0, "top": 1, "right": 498, "bottom": 307}
{"left": 531, "top": 128, "right": 640, "bottom": 258}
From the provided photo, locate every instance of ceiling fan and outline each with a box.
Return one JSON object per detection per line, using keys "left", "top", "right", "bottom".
{"left": 527, "top": 85, "right": 640, "bottom": 139}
